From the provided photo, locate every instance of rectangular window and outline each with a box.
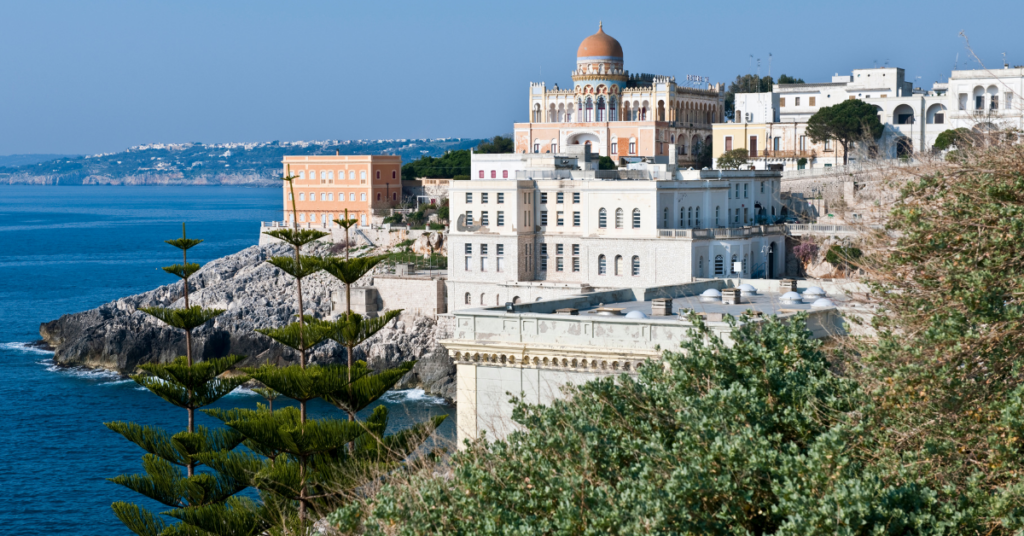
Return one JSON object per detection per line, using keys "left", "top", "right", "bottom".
{"left": 466, "top": 193, "right": 472, "bottom": 203}
{"left": 744, "top": 183, "right": 748, "bottom": 198}
{"left": 572, "top": 244, "right": 579, "bottom": 255}
{"left": 496, "top": 257, "right": 504, "bottom": 272}
{"left": 478, "top": 170, "right": 484, "bottom": 178}
{"left": 497, "top": 192, "right": 504, "bottom": 203}
{"left": 976, "top": 95, "right": 984, "bottom": 110}
{"left": 496, "top": 244, "right": 504, "bottom": 255}
{"left": 481, "top": 257, "right": 488, "bottom": 271}
{"left": 465, "top": 211, "right": 473, "bottom": 226}
{"left": 490, "top": 170, "right": 496, "bottom": 178}
{"left": 573, "top": 192, "right": 580, "bottom": 203}
{"left": 773, "top": 137, "right": 780, "bottom": 151}
{"left": 465, "top": 244, "right": 472, "bottom": 254}
{"left": 481, "top": 211, "right": 489, "bottom": 226}
{"left": 735, "top": 209, "right": 740, "bottom": 224}
{"left": 809, "top": 97, "right": 816, "bottom": 106}
{"left": 799, "top": 136, "right": 807, "bottom": 151}
{"left": 629, "top": 141, "right": 636, "bottom": 154}
{"left": 959, "top": 93, "right": 967, "bottom": 110}
{"left": 611, "top": 142, "right": 617, "bottom": 153}
{"left": 743, "top": 207, "right": 748, "bottom": 224}
{"left": 465, "top": 257, "right": 472, "bottom": 270}
{"left": 540, "top": 211, "right": 548, "bottom": 226}
{"left": 481, "top": 193, "right": 488, "bottom": 203}
{"left": 725, "top": 136, "right": 732, "bottom": 151}
{"left": 556, "top": 211, "right": 564, "bottom": 226}
{"left": 502, "top": 170, "right": 508, "bottom": 178}
{"left": 761, "top": 181, "right": 765, "bottom": 193}
{"left": 556, "top": 192, "right": 564, "bottom": 204}
{"left": 934, "top": 113, "right": 944, "bottom": 124}
{"left": 540, "top": 244, "right": 548, "bottom": 271}
{"left": 556, "top": 244, "right": 564, "bottom": 255}
{"left": 780, "top": 97, "right": 786, "bottom": 107}
{"left": 481, "top": 244, "right": 488, "bottom": 255}
{"left": 1006, "top": 93, "right": 1013, "bottom": 109}
{"left": 824, "top": 139, "right": 832, "bottom": 151}
{"left": 497, "top": 211, "right": 504, "bottom": 226}
{"left": 749, "top": 136, "right": 758, "bottom": 158}
{"left": 573, "top": 211, "right": 580, "bottom": 226}
{"left": 556, "top": 257, "right": 564, "bottom": 272}
{"left": 795, "top": 97, "right": 801, "bottom": 106}
{"left": 572, "top": 257, "right": 580, "bottom": 272}
{"left": 540, "top": 192, "right": 548, "bottom": 204}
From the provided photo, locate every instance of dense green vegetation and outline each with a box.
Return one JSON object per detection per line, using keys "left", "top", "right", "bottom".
{"left": 327, "top": 138, "right": 1024, "bottom": 534}
{"left": 933, "top": 127, "right": 973, "bottom": 151}
{"left": 400, "top": 136, "right": 514, "bottom": 180}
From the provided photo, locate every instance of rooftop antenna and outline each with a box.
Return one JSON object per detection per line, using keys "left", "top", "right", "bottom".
{"left": 756, "top": 58, "right": 761, "bottom": 92}
{"left": 954, "top": 53, "right": 959, "bottom": 71}
{"left": 1003, "top": 52, "right": 1008, "bottom": 67}
{"left": 884, "top": 59, "right": 889, "bottom": 67}
{"left": 768, "top": 52, "right": 772, "bottom": 83}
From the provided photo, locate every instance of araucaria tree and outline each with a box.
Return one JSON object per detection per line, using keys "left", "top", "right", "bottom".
{"left": 805, "top": 98, "right": 884, "bottom": 164}
{"left": 198, "top": 181, "right": 446, "bottom": 533}
{"left": 106, "top": 224, "right": 251, "bottom": 535}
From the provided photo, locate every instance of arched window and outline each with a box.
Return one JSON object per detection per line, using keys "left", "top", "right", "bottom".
{"left": 392, "top": 171, "right": 396, "bottom": 179}
{"left": 585, "top": 98, "right": 594, "bottom": 122}
{"left": 679, "top": 206, "right": 685, "bottom": 227}
{"left": 688, "top": 207, "right": 693, "bottom": 227}
{"left": 375, "top": 170, "right": 380, "bottom": 179}
{"left": 598, "top": 255, "right": 607, "bottom": 275}
{"left": 496, "top": 295, "right": 501, "bottom": 306}
{"left": 480, "top": 293, "right": 486, "bottom": 305}
{"left": 632, "top": 208, "right": 641, "bottom": 228}
{"left": 392, "top": 192, "right": 397, "bottom": 200}
{"left": 350, "top": 193, "right": 355, "bottom": 201}
{"left": 609, "top": 97, "right": 616, "bottom": 121}
{"left": 598, "top": 208, "right": 607, "bottom": 228}
{"left": 715, "top": 206, "right": 720, "bottom": 227}
{"left": 349, "top": 171, "right": 356, "bottom": 180}
{"left": 695, "top": 206, "right": 701, "bottom": 228}
{"left": 327, "top": 171, "right": 334, "bottom": 182}
{"left": 596, "top": 97, "right": 606, "bottom": 122}
{"left": 465, "top": 292, "right": 471, "bottom": 305}
{"left": 731, "top": 254, "right": 738, "bottom": 274}
{"left": 376, "top": 193, "right": 381, "bottom": 201}
{"left": 714, "top": 255, "right": 724, "bottom": 275}
{"left": 533, "top": 104, "right": 542, "bottom": 122}
{"left": 299, "top": 192, "right": 305, "bottom": 201}
{"left": 360, "top": 193, "right": 367, "bottom": 201}
{"left": 614, "top": 255, "right": 623, "bottom": 275}
{"left": 631, "top": 256, "right": 640, "bottom": 276}
{"left": 513, "top": 296, "right": 521, "bottom": 304}
{"left": 615, "top": 208, "right": 623, "bottom": 229}
{"left": 360, "top": 170, "right": 367, "bottom": 181}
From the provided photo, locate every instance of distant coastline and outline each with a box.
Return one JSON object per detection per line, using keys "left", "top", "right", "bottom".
{"left": 0, "top": 137, "right": 483, "bottom": 187}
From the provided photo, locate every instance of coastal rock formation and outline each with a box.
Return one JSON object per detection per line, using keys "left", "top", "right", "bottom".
{"left": 39, "top": 245, "right": 456, "bottom": 401}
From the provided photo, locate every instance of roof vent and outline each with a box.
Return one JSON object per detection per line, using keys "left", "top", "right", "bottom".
{"left": 780, "top": 292, "right": 803, "bottom": 305}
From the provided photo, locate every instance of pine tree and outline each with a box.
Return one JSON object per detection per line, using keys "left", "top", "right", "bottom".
{"left": 105, "top": 224, "right": 250, "bottom": 536}
{"left": 334, "top": 208, "right": 359, "bottom": 261}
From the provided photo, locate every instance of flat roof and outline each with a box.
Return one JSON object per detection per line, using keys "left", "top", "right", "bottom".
{"left": 573, "top": 290, "right": 844, "bottom": 320}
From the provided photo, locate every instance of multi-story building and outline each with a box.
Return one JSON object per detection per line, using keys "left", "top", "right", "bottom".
{"left": 513, "top": 23, "right": 725, "bottom": 166}
{"left": 280, "top": 154, "right": 401, "bottom": 227}
{"left": 446, "top": 146, "right": 785, "bottom": 312}
{"left": 715, "top": 66, "right": 1024, "bottom": 170}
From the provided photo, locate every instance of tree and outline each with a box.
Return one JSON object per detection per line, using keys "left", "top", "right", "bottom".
{"left": 933, "top": 127, "right": 972, "bottom": 151}
{"left": 333, "top": 208, "right": 359, "bottom": 260}
{"left": 716, "top": 148, "right": 749, "bottom": 170}
{"left": 475, "top": 135, "right": 515, "bottom": 154}
{"left": 695, "top": 140, "right": 713, "bottom": 169}
{"left": 805, "top": 99, "right": 883, "bottom": 165}
{"left": 340, "top": 315, "right": 963, "bottom": 534}
{"left": 724, "top": 74, "right": 774, "bottom": 120}
{"left": 777, "top": 74, "right": 805, "bottom": 84}
{"left": 597, "top": 155, "right": 616, "bottom": 170}
{"left": 106, "top": 224, "right": 251, "bottom": 536}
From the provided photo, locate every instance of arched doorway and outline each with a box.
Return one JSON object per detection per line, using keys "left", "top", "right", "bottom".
{"left": 768, "top": 242, "right": 776, "bottom": 279}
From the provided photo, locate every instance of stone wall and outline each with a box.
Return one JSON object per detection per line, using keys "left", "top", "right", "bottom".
{"left": 372, "top": 275, "right": 447, "bottom": 316}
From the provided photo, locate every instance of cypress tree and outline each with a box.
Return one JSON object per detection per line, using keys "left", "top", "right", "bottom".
{"left": 105, "top": 224, "right": 251, "bottom": 536}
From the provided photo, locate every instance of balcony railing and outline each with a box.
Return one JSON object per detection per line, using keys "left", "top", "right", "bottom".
{"left": 753, "top": 149, "right": 818, "bottom": 159}
{"left": 656, "top": 225, "right": 786, "bottom": 239}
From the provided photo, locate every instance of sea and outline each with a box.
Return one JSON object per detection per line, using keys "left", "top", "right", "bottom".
{"left": 0, "top": 185, "right": 455, "bottom": 535}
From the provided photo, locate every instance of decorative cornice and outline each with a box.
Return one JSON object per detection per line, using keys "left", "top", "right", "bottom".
{"left": 572, "top": 74, "right": 628, "bottom": 83}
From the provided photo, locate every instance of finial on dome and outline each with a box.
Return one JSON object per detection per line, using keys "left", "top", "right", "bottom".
{"left": 599, "top": 21, "right": 603, "bottom": 31}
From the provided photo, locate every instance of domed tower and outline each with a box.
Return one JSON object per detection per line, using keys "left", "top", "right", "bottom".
{"left": 572, "top": 22, "right": 626, "bottom": 122}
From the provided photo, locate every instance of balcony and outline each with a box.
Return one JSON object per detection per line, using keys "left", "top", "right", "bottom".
{"left": 752, "top": 149, "right": 817, "bottom": 159}
{"left": 656, "top": 225, "right": 786, "bottom": 240}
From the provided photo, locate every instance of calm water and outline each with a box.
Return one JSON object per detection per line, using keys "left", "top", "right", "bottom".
{"left": 0, "top": 185, "right": 454, "bottom": 535}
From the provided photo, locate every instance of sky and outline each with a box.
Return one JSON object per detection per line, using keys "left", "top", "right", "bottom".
{"left": 0, "top": 0, "right": 1021, "bottom": 156}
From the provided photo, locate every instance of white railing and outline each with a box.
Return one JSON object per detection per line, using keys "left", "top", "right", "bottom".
{"left": 785, "top": 223, "right": 874, "bottom": 235}
{"left": 656, "top": 225, "right": 787, "bottom": 240}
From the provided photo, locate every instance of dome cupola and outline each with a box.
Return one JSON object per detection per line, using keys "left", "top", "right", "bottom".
{"left": 576, "top": 22, "right": 623, "bottom": 61}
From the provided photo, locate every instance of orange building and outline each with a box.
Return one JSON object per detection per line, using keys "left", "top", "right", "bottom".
{"left": 281, "top": 154, "right": 401, "bottom": 228}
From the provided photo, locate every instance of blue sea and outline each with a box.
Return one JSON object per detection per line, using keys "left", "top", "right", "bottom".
{"left": 0, "top": 185, "right": 455, "bottom": 535}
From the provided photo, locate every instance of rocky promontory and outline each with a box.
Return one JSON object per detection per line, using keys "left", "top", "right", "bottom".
{"left": 39, "top": 244, "right": 456, "bottom": 401}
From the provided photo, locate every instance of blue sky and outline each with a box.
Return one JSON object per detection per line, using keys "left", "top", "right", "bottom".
{"left": 0, "top": 0, "right": 1020, "bottom": 155}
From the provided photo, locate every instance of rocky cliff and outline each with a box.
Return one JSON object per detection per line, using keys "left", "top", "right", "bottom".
{"left": 39, "top": 245, "right": 456, "bottom": 401}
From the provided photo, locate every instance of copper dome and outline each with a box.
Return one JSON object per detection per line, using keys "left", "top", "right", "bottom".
{"left": 576, "top": 22, "right": 623, "bottom": 59}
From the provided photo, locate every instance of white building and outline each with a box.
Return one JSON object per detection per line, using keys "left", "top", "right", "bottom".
{"left": 719, "top": 66, "right": 1024, "bottom": 169}
{"left": 447, "top": 146, "right": 786, "bottom": 312}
